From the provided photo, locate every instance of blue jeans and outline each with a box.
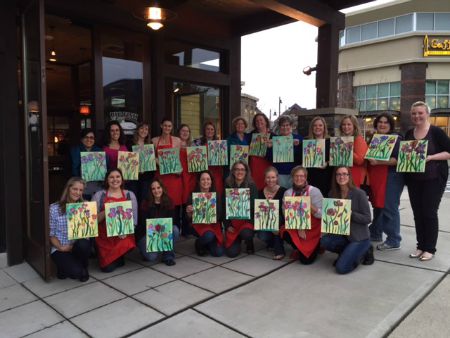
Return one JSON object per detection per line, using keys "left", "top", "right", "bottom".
{"left": 370, "top": 170, "right": 404, "bottom": 246}
{"left": 225, "top": 228, "right": 254, "bottom": 258}
{"left": 257, "top": 231, "right": 285, "bottom": 256}
{"left": 193, "top": 229, "right": 224, "bottom": 257}
{"left": 321, "top": 235, "right": 370, "bottom": 274}
{"left": 137, "top": 225, "right": 180, "bottom": 262}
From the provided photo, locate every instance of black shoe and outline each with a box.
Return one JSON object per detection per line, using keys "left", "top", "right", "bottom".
{"left": 164, "top": 259, "right": 176, "bottom": 266}
{"left": 362, "top": 245, "right": 374, "bottom": 265}
{"left": 57, "top": 271, "right": 67, "bottom": 280}
{"left": 246, "top": 239, "right": 255, "bottom": 254}
{"left": 79, "top": 269, "right": 89, "bottom": 282}
{"left": 195, "top": 239, "right": 207, "bottom": 257}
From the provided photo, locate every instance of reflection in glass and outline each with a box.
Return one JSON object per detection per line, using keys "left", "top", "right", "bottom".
{"left": 166, "top": 40, "right": 221, "bottom": 72}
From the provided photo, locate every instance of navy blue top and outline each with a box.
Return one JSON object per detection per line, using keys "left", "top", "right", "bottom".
{"left": 266, "top": 133, "right": 303, "bottom": 175}
{"left": 70, "top": 143, "right": 102, "bottom": 177}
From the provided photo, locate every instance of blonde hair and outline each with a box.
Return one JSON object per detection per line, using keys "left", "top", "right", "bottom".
{"left": 58, "top": 177, "right": 86, "bottom": 213}
{"left": 308, "top": 116, "right": 329, "bottom": 139}
{"left": 231, "top": 116, "right": 248, "bottom": 131}
{"left": 411, "top": 101, "right": 430, "bottom": 114}
{"left": 339, "top": 115, "right": 361, "bottom": 137}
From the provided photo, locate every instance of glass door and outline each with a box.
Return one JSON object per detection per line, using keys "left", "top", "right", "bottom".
{"left": 21, "top": 0, "right": 51, "bottom": 279}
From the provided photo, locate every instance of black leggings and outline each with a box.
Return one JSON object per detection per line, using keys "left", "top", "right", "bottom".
{"left": 283, "top": 233, "right": 320, "bottom": 265}
{"left": 51, "top": 239, "right": 90, "bottom": 279}
{"left": 407, "top": 175, "right": 447, "bottom": 254}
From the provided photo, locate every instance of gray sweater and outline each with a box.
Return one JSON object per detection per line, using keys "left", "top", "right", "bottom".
{"left": 346, "top": 188, "right": 371, "bottom": 242}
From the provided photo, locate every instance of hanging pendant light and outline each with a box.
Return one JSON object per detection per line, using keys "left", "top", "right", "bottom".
{"left": 134, "top": 2, "right": 177, "bottom": 31}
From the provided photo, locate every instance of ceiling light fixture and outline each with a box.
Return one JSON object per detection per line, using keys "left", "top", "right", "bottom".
{"left": 134, "top": 2, "right": 177, "bottom": 31}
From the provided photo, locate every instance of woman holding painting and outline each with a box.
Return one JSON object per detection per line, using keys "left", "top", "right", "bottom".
{"left": 404, "top": 101, "right": 450, "bottom": 261}
{"left": 92, "top": 168, "right": 137, "bottom": 272}
{"left": 320, "top": 166, "right": 372, "bottom": 274}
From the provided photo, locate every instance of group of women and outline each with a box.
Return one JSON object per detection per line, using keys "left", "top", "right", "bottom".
{"left": 50, "top": 100, "right": 450, "bottom": 282}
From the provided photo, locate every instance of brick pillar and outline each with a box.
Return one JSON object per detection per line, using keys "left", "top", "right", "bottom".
{"left": 400, "top": 63, "right": 427, "bottom": 133}
{"left": 338, "top": 72, "right": 354, "bottom": 108}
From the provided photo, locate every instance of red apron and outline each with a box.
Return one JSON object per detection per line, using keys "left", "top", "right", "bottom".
{"left": 225, "top": 220, "right": 253, "bottom": 248}
{"left": 180, "top": 148, "right": 198, "bottom": 204}
{"left": 367, "top": 164, "right": 388, "bottom": 208}
{"left": 96, "top": 190, "right": 136, "bottom": 268}
{"left": 280, "top": 187, "right": 321, "bottom": 258}
{"left": 155, "top": 137, "right": 183, "bottom": 206}
{"left": 249, "top": 156, "right": 271, "bottom": 191}
{"left": 193, "top": 223, "right": 224, "bottom": 246}
{"left": 209, "top": 166, "right": 224, "bottom": 199}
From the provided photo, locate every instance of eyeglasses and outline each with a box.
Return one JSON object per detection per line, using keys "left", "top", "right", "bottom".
{"left": 336, "top": 173, "right": 350, "bottom": 177}
{"left": 84, "top": 136, "right": 95, "bottom": 140}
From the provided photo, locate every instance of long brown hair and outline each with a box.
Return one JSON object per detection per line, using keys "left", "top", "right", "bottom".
{"left": 329, "top": 166, "right": 356, "bottom": 199}
{"left": 199, "top": 121, "right": 217, "bottom": 145}
{"left": 194, "top": 170, "right": 217, "bottom": 192}
{"left": 58, "top": 177, "right": 86, "bottom": 213}
{"left": 133, "top": 122, "right": 151, "bottom": 145}
{"left": 147, "top": 178, "right": 173, "bottom": 209}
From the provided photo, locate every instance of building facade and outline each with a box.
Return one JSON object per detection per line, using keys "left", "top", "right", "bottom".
{"left": 338, "top": 0, "right": 450, "bottom": 136}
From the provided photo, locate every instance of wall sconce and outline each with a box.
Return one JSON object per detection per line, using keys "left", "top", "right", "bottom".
{"left": 302, "top": 66, "right": 317, "bottom": 76}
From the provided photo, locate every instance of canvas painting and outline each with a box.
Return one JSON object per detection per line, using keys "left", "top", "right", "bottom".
{"left": 208, "top": 140, "right": 228, "bottom": 166}
{"left": 283, "top": 196, "right": 311, "bottom": 230}
{"left": 158, "top": 147, "right": 183, "bottom": 175}
{"left": 225, "top": 188, "right": 251, "bottom": 220}
{"left": 273, "top": 135, "right": 294, "bottom": 163}
{"left": 254, "top": 199, "right": 279, "bottom": 231}
{"left": 187, "top": 146, "right": 208, "bottom": 173}
{"left": 329, "top": 136, "right": 354, "bottom": 167}
{"left": 80, "top": 151, "right": 107, "bottom": 182}
{"left": 249, "top": 133, "right": 269, "bottom": 157}
{"left": 67, "top": 201, "right": 98, "bottom": 240}
{"left": 321, "top": 198, "right": 351, "bottom": 235}
{"left": 396, "top": 140, "right": 428, "bottom": 173}
{"left": 192, "top": 192, "right": 217, "bottom": 224}
{"left": 118, "top": 151, "right": 139, "bottom": 180}
{"left": 302, "top": 139, "right": 326, "bottom": 168}
{"left": 365, "top": 134, "right": 398, "bottom": 161}
{"left": 105, "top": 200, "right": 134, "bottom": 237}
{"left": 132, "top": 144, "right": 156, "bottom": 173}
{"left": 229, "top": 145, "right": 249, "bottom": 168}
{"left": 146, "top": 218, "right": 173, "bottom": 252}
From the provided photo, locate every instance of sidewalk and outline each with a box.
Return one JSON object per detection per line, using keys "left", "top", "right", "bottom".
{"left": 0, "top": 189, "right": 449, "bottom": 338}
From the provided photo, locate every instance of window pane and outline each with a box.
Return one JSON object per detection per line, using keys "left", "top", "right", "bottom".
{"left": 346, "top": 26, "right": 361, "bottom": 44}
{"left": 378, "top": 18, "right": 395, "bottom": 37}
{"left": 395, "top": 14, "right": 413, "bottom": 34}
{"left": 437, "top": 96, "right": 449, "bottom": 108}
{"left": 356, "top": 86, "right": 366, "bottom": 100}
{"left": 426, "top": 96, "right": 436, "bottom": 109}
{"left": 390, "top": 82, "right": 401, "bottom": 97}
{"left": 416, "top": 13, "right": 434, "bottom": 31}
{"left": 361, "top": 22, "right": 377, "bottom": 41}
{"left": 378, "top": 83, "right": 389, "bottom": 97}
{"left": 165, "top": 40, "right": 222, "bottom": 72}
{"left": 435, "top": 13, "right": 450, "bottom": 30}
{"left": 426, "top": 81, "right": 436, "bottom": 95}
{"left": 389, "top": 97, "right": 400, "bottom": 110}
{"left": 339, "top": 30, "right": 345, "bottom": 46}
{"left": 378, "top": 98, "right": 388, "bottom": 110}
{"left": 366, "top": 85, "right": 377, "bottom": 99}
{"left": 356, "top": 100, "right": 366, "bottom": 111}
{"left": 366, "top": 99, "right": 377, "bottom": 111}
{"left": 437, "top": 80, "right": 449, "bottom": 95}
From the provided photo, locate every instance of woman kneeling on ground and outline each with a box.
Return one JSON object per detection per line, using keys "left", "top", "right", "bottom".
{"left": 186, "top": 171, "right": 224, "bottom": 257}
{"left": 136, "top": 178, "right": 179, "bottom": 266}
{"left": 321, "top": 166, "right": 373, "bottom": 274}
{"left": 50, "top": 177, "right": 91, "bottom": 282}
{"left": 281, "top": 166, "right": 323, "bottom": 265}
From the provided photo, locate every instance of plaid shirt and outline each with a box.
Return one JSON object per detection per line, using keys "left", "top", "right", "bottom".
{"left": 49, "top": 202, "right": 73, "bottom": 254}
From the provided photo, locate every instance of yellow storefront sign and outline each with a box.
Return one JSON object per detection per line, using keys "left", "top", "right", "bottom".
{"left": 423, "top": 35, "right": 450, "bottom": 57}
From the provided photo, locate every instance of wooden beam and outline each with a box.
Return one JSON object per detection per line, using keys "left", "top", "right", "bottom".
{"left": 249, "top": 0, "right": 344, "bottom": 28}
{"left": 232, "top": 10, "right": 294, "bottom": 37}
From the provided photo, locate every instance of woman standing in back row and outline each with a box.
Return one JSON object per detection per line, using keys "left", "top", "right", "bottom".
{"left": 339, "top": 115, "right": 368, "bottom": 188}
{"left": 249, "top": 113, "right": 273, "bottom": 190}
{"left": 405, "top": 101, "right": 450, "bottom": 261}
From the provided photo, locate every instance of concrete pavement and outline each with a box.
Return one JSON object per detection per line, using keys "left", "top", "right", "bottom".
{"left": 0, "top": 188, "right": 449, "bottom": 337}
